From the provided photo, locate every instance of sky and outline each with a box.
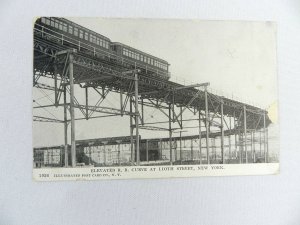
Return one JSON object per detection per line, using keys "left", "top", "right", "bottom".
{"left": 33, "top": 18, "right": 279, "bottom": 155}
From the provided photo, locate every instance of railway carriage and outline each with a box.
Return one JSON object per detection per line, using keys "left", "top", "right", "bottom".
{"left": 35, "top": 17, "right": 111, "bottom": 59}
{"left": 34, "top": 17, "right": 171, "bottom": 80}
{"left": 111, "top": 42, "right": 170, "bottom": 80}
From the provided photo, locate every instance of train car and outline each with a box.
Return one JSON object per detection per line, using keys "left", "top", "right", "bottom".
{"left": 34, "top": 17, "right": 171, "bottom": 80}
{"left": 34, "top": 17, "right": 111, "bottom": 58}
{"left": 111, "top": 42, "right": 170, "bottom": 80}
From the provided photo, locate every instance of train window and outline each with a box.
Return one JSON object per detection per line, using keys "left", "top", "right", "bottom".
{"left": 63, "top": 23, "right": 67, "bottom": 32}
{"left": 74, "top": 27, "right": 78, "bottom": 36}
{"left": 84, "top": 32, "right": 88, "bottom": 41}
{"left": 144, "top": 57, "right": 147, "bottom": 63}
{"left": 68, "top": 25, "right": 73, "bottom": 34}
{"left": 79, "top": 30, "right": 83, "bottom": 39}
{"left": 140, "top": 55, "right": 143, "bottom": 61}
{"left": 147, "top": 58, "right": 150, "bottom": 64}
{"left": 45, "top": 18, "right": 50, "bottom": 25}
{"left": 57, "top": 21, "right": 61, "bottom": 30}
{"left": 151, "top": 59, "right": 153, "bottom": 65}
{"left": 137, "top": 53, "right": 140, "bottom": 60}
{"left": 96, "top": 37, "right": 100, "bottom": 45}
{"left": 123, "top": 49, "right": 129, "bottom": 56}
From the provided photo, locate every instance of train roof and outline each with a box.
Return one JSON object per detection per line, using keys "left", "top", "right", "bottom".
{"left": 52, "top": 17, "right": 111, "bottom": 42}
{"left": 111, "top": 42, "right": 170, "bottom": 65}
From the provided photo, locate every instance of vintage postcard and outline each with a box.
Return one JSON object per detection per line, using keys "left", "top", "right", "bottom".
{"left": 33, "top": 17, "right": 279, "bottom": 181}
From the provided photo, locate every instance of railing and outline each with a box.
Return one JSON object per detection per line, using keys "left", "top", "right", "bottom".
{"left": 34, "top": 23, "right": 170, "bottom": 80}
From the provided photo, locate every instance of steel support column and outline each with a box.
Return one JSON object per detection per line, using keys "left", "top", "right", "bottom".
{"left": 250, "top": 132, "right": 253, "bottom": 162}
{"left": 198, "top": 110, "right": 202, "bottom": 164}
{"left": 174, "top": 138, "right": 177, "bottom": 162}
{"left": 134, "top": 73, "right": 140, "bottom": 166}
{"left": 54, "top": 64, "right": 58, "bottom": 107}
{"left": 85, "top": 87, "right": 88, "bottom": 120}
{"left": 118, "top": 143, "right": 121, "bottom": 166}
{"left": 89, "top": 145, "right": 91, "bottom": 165}
{"left": 229, "top": 116, "right": 232, "bottom": 161}
{"left": 179, "top": 132, "right": 182, "bottom": 163}
{"left": 205, "top": 88, "right": 210, "bottom": 164}
{"left": 260, "top": 130, "right": 262, "bottom": 157}
{"left": 130, "top": 97, "right": 134, "bottom": 165}
{"left": 266, "top": 128, "right": 269, "bottom": 162}
{"left": 103, "top": 144, "right": 106, "bottom": 166}
{"left": 69, "top": 53, "right": 76, "bottom": 167}
{"left": 263, "top": 112, "right": 268, "bottom": 163}
{"left": 169, "top": 104, "right": 173, "bottom": 165}
{"left": 221, "top": 103, "right": 225, "bottom": 164}
{"left": 120, "top": 88, "right": 123, "bottom": 116}
{"left": 146, "top": 140, "right": 149, "bottom": 163}
{"left": 191, "top": 139, "right": 193, "bottom": 161}
{"left": 243, "top": 106, "right": 248, "bottom": 163}
{"left": 160, "top": 139, "right": 163, "bottom": 160}
{"left": 253, "top": 132, "right": 256, "bottom": 162}
{"left": 239, "top": 130, "right": 243, "bottom": 164}
{"left": 63, "top": 81, "right": 68, "bottom": 167}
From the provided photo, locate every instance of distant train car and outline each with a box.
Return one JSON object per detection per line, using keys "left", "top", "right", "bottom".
{"left": 111, "top": 42, "right": 170, "bottom": 80}
{"left": 34, "top": 17, "right": 171, "bottom": 81}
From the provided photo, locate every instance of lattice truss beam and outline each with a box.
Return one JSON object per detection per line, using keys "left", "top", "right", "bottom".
{"left": 33, "top": 39, "right": 270, "bottom": 129}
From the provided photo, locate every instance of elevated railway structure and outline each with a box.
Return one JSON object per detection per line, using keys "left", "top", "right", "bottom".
{"left": 33, "top": 18, "right": 271, "bottom": 167}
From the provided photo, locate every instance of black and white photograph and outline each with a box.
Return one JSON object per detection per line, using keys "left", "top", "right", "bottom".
{"left": 33, "top": 17, "right": 279, "bottom": 180}
{"left": 3, "top": 1, "right": 300, "bottom": 224}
